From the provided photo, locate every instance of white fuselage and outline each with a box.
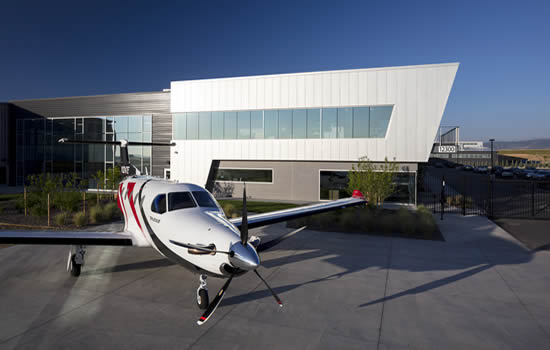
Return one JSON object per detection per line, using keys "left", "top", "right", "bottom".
{"left": 117, "top": 176, "right": 255, "bottom": 277}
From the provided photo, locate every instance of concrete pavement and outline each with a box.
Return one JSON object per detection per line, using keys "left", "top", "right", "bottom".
{"left": 0, "top": 215, "right": 549, "bottom": 349}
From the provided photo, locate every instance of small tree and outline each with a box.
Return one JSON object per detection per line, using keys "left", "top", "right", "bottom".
{"left": 348, "top": 157, "right": 398, "bottom": 206}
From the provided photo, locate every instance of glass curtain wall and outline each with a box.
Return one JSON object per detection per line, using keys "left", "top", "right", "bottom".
{"left": 16, "top": 115, "right": 152, "bottom": 186}
{"left": 173, "top": 105, "right": 393, "bottom": 141}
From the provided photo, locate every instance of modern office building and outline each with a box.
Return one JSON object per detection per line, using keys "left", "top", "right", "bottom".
{"left": 2, "top": 63, "right": 459, "bottom": 204}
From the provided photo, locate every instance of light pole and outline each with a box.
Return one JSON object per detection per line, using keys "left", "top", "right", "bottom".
{"left": 489, "top": 138, "right": 495, "bottom": 170}
{"left": 489, "top": 138, "right": 495, "bottom": 217}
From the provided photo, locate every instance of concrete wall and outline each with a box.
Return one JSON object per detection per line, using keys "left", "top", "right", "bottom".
{"left": 214, "top": 160, "right": 417, "bottom": 202}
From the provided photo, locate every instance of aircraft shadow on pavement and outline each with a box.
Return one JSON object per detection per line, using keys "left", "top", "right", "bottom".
{"left": 222, "top": 223, "right": 534, "bottom": 308}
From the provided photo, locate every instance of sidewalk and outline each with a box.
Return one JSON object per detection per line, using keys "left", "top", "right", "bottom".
{"left": 377, "top": 213, "right": 550, "bottom": 349}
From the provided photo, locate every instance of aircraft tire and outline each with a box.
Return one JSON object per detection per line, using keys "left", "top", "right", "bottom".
{"left": 197, "top": 289, "right": 209, "bottom": 309}
{"left": 70, "top": 255, "right": 81, "bottom": 277}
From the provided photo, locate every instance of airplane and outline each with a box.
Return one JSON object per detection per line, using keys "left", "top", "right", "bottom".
{"left": 0, "top": 138, "right": 366, "bottom": 325}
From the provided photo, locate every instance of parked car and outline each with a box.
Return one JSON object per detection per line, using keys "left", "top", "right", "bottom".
{"left": 474, "top": 166, "right": 489, "bottom": 174}
{"left": 500, "top": 171, "right": 514, "bottom": 178}
{"left": 493, "top": 166, "right": 503, "bottom": 175}
{"left": 464, "top": 165, "right": 473, "bottom": 171}
{"left": 435, "top": 162, "right": 444, "bottom": 168}
{"left": 456, "top": 165, "right": 464, "bottom": 171}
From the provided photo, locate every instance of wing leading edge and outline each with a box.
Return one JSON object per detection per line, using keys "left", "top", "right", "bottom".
{"left": 229, "top": 196, "right": 366, "bottom": 230}
{"left": 0, "top": 231, "right": 134, "bottom": 246}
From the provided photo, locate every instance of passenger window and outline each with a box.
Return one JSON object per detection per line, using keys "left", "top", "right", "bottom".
{"left": 192, "top": 191, "right": 218, "bottom": 208}
{"left": 168, "top": 192, "right": 197, "bottom": 211}
{"left": 151, "top": 194, "right": 166, "bottom": 214}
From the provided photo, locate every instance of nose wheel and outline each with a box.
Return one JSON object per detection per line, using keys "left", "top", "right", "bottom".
{"left": 197, "top": 274, "right": 209, "bottom": 309}
{"left": 67, "top": 245, "right": 86, "bottom": 277}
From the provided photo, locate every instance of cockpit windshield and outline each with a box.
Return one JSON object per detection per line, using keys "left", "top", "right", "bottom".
{"left": 168, "top": 192, "right": 197, "bottom": 211}
{"left": 191, "top": 191, "right": 218, "bottom": 208}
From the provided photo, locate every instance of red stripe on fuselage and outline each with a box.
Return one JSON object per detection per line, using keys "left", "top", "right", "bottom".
{"left": 126, "top": 182, "right": 144, "bottom": 236}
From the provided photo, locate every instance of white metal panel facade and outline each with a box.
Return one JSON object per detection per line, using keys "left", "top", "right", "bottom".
{"left": 170, "top": 63, "right": 459, "bottom": 186}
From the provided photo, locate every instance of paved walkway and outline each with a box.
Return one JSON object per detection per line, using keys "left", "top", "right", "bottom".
{"left": 0, "top": 215, "right": 549, "bottom": 349}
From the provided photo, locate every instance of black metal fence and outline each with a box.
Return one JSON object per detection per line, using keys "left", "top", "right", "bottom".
{"left": 418, "top": 167, "right": 550, "bottom": 219}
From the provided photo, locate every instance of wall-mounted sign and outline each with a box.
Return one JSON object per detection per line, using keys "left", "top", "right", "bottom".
{"left": 438, "top": 145, "right": 457, "bottom": 153}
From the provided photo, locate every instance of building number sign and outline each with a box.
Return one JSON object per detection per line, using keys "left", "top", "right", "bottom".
{"left": 438, "top": 145, "right": 457, "bottom": 153}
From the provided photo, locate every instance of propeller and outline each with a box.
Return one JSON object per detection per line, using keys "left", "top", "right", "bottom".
{"left": 241, "top": 184, "right": 248, "bottom": 245}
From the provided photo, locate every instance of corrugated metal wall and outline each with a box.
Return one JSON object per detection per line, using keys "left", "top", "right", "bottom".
{"left": 10, "top": 91, "right": 172, "bottom": 178}
{"left": 170, "top": 63, "right": 459, "bottom": 186}
{"left": 11, "top": 91, "right": 170, "bottom": 117}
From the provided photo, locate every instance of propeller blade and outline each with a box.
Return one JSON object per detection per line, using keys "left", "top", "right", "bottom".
{"left": 241, "top": 184, "right": 248, "bottom": 246}
{"left": 169, "top": 240, "right": 234, "bottom": 256}
{"left": 197, "top": 275, "right": 233, "bottom": 326}
{"left": 256, "top": 226, "right": 307, "bottom": 252}
{"left": 254, "top": 269, "right": 283, "bottom": 307}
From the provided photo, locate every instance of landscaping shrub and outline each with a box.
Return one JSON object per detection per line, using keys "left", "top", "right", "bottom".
{"left": 89, "top": 205, "right": 103, "bottom": 224}
{"left": 104, "top": 202, "right": 120, "bottom": 220}
{"left": 73, "top": 211, "right": 88, "bottom": 227}
{"left": 55, "top": 212, "right": 69, "bottom": 226}
{"left": 360, "top": 208, "right": 376, "bottom": 232}
{"left": 379, "top": 213, "right": 396, "bottom": 234}
{"left": 416, "top": 205, "right": 431, "bottom": 216}
{"left": 417, "top": 211, "right": 436, "bottom": 239}
{"left": 397, "top": 207, "right": 415, "bottom": 235}
{"left": 340, "top": 209, "right": 357, "bottom": 231}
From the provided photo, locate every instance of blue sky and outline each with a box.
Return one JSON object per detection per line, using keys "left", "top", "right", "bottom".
{"left": 1, "top": 0, "right": 548, "bottom": 141}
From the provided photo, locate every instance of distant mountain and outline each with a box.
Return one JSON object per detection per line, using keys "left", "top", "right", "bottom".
{"left": 484, "top": 139, "right": 550, "bottom": 150}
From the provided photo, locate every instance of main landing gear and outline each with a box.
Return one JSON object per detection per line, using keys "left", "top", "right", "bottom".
{"left": 197, "top": 274, "right": 209, "bottom": 309}
{"left": 67, "top": 245, "right": 86, "bottom": 277}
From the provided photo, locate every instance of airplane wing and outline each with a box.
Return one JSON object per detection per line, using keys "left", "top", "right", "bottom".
{"left": 0, "top": 231, "right": 134, "bottom": 246}
{"left": 229, "top": 196, "right": 366, "bottom": 230}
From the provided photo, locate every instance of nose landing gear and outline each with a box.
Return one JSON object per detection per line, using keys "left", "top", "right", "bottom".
{"left": 197, "top": 274, "right": 209, "bottom": 309}
{"left": 67, "top": 245, "right": 86, "bottom": 277}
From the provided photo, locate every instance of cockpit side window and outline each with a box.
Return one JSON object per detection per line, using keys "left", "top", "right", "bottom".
{"left": 151, "top": 194, "right": 166, "bottom": 214}
{"left": 191, "top": 191, "right": 218, "bottom": 208}
{"left": 168, "top": 192, "right": 197, "bottom": 211}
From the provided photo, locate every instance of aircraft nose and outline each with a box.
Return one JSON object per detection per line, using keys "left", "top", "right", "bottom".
{"left": 229, "top": 242, "right": 260, "bottom": 271}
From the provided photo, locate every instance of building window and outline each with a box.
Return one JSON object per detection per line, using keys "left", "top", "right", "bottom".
{"left": 320, "top": 170, "right": 415, "bottom": 204}
{"left": 199, "top": 112, "right": 211, "bottom": 140}
{"left": 337, "top": 108, "right": 353, "bottom": 138}
{"left": 264, "top": 110, "right": 278, "bottom": 139}
{"left": 237, "top": 111, "right": 251, "bottom": 139}
{"left": 251, "top": 111, "right": 263, "bottom": 139}
{"left": 292, "top": 109, "right": 307, "bottom": 139}
{"left": 322, "top": 108, "right": 337, "bottom": 138}
{"left": 186, "top": 113, "right": 199, "bottom": 140}
{"left": 216, "top": 168, "right": 273, "bottom": 183}
{"left": 224, "top": 112, "right": 237, "bottom": 139}
{"left": 278, "top": 110, "right": 292, "bottom": 139}
{"left": 369, "top": 106, "right": 392, "bottom": 138}
{"left": 173, "top": 113, "right": 187, "bottom": 140}
{"left": 16, "top": 114, "right": 152, "bottom": 186}
{"left": 211, "top": 112, "right": 224, "bottom": 139}
{"left": 307, "top": 109, "right": 320, "bottom": 138}
{"left": 352, "top": 107, "right": 369, "bottom": 138}
{"left": 172, "top": 105, "right": 393, "bottom": 141}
